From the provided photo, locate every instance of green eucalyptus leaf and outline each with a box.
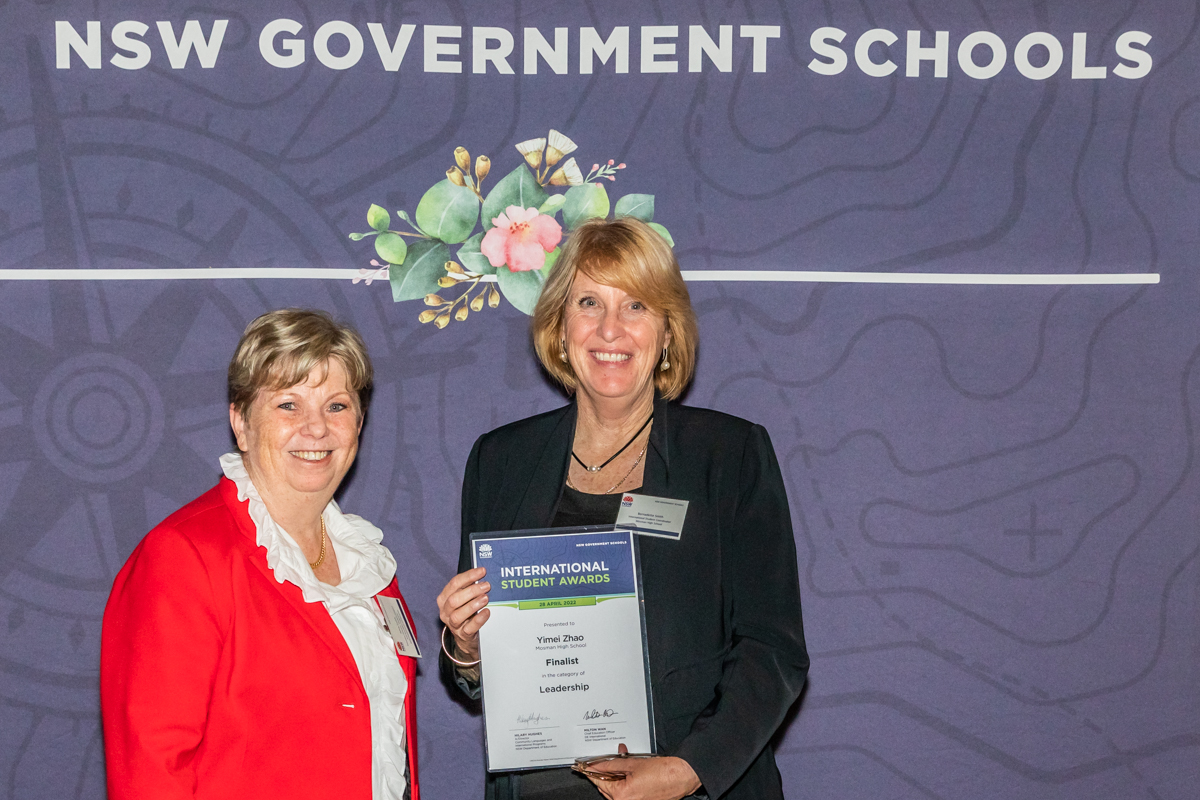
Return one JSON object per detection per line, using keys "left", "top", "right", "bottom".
{"left": 496, "top": 267, "right": 546, "bottom": 315}
{"left": 391, "top": 240, "right": 451, "bottom": 302}
{"left": 415, "top": 180, "right": 480, "bottom": 244}
{"left": 562, "top": 183, "right": 610, "bottom": 230}
{"left": 482, "top": 165, "right": 548, "bottom": 230}
{"left": 539, "top": 194, "right": 566, "bottom": 216}
{"left": 374, "top": 232, "right": 408, "bottom": 265}
{"left": 614, "top": 193, "right": 655, "bottom": 222}
{"left": 389, "top": 262, "right": 405, "bottom": 289}
{"left": 367, "top": 203, "right": 390, "bottom": 232}
{"left": 648, "top": 222, "right": 674, "bottom": 247}
{"left": 456, "top": 232, "right": 496, "bottom": 275}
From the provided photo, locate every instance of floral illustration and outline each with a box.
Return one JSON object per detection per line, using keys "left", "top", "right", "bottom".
{"left": 349, "top": 130, "right": 672, "bottom": 328}
{"left": 481, "top": 206, "right": 562, "bottom": 272}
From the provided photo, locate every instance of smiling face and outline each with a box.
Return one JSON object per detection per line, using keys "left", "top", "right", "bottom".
{"left": 562, "top": 272, "right": 671, "bottom": 409}
{"left": 229, "top": 358, "right": 362, "bottom": 508}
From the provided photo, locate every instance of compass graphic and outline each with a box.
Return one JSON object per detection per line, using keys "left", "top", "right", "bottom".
{"left": 0, "top": 33, "right": 436, "bottom": 795}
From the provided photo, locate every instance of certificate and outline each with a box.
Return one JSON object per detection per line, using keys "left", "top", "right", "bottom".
{"left": 470, "top": 525, "right": 655, "bottom": 772}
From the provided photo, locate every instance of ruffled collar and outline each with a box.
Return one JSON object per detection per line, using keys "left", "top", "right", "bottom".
{"left": 220, "top": 452, "right": 396, "bottom": 611}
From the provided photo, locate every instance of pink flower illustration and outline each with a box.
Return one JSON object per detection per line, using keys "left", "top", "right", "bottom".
{"left": 481, "top": 205, "right": 562, "bottom": 272}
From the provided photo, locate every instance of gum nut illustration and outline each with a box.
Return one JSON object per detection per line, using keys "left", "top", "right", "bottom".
{"left": 454, "top": 146, "right": 471, "bottom": 171}
{"left": 515, "top": 137, "right": 547, "bottom": 169}
{"left": 548, "top": 157, "right": 584, "bottom": 186}
{"left": 545, "top": 129, "right": 578, "bottom": 166}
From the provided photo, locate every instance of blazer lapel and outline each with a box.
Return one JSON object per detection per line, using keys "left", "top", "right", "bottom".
{"left": 250, "top": 557, "right": 365, "bottom": 686}
{"left": 220, "top": 479, "right": 365, "bottom": 687}
{"left": 507, "top": 403, "right": 576, "bottom": 530}
{"left": 641, "top": 394, "right": 672, "bottom": 498}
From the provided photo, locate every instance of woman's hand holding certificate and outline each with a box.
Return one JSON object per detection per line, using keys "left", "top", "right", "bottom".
{"left": 436, "top": 566, "right": 490, "bottom": 671}
{"left": 468, "top": 527, "right": 656, "bottom": 772}
{"left": 577, "top": 745, "right": 702, "bottom": 800}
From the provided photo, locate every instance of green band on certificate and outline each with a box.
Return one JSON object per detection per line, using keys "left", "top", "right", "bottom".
{"left": 518, "top": 596, "right": 597, "bottom": 610}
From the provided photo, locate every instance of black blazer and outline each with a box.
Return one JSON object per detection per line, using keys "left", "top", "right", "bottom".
{"left": 446, "top": 395, "right": 809, "bottom": 800}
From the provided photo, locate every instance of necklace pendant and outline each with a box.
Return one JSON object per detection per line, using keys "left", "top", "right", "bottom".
{"left": 570, "top": 413, "right": 654, "bottom": 480}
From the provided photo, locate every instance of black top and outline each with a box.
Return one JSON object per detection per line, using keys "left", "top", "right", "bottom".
{"left": 513, "top": 484, "right": 642, "bottom": 799}
{"left": 444, "top": 396, "right": 808, "bottom": 800}
{"left": 551, "top": 484, "right": 637, "bottom": 528}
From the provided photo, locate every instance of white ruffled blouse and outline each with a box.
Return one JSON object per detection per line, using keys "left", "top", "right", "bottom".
{"left": 221, "top": 453, "right": 409, "bottom": 800}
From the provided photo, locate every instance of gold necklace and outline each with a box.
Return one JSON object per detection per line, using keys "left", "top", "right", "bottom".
{"left": 606, "top": 444, "right": 647, "bottom": 494}
{"left": 309, "top": 517, "right": 327, "bottom": 570}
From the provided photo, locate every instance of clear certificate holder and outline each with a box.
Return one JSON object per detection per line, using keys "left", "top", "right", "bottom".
{"left": 469, "top": 524, "right": 656, "bottom": 773}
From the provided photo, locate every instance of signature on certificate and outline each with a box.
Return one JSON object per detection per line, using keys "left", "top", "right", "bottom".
{"left": 583, "top": 708, "right": 619, "bottom": 720}
{"left": 516, "top": 712, "right": 550, "bottom": 726}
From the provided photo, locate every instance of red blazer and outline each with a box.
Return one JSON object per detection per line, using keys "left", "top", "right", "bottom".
{"left": 101, "top": 478, "right": 419, "bottom": 800}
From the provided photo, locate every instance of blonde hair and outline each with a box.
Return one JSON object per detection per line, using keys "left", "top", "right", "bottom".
{"left": 532, "top": 217, "right": 697, "bottom": 400}
{"left": 228, "top": 309, "right": 373, "bottom": 420}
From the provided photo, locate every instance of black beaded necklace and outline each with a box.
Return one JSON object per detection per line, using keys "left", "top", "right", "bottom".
{"left": 571, "top": 414, "right": 654, "bottom": 473}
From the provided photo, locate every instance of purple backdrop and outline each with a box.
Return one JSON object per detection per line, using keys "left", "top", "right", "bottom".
{"left": 1, "top": 1, "right": 1198, "bottom": 798}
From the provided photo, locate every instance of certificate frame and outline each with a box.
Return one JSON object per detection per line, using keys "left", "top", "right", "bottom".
{"left": 469, "top": 524, "right": 656, "bottom": 773}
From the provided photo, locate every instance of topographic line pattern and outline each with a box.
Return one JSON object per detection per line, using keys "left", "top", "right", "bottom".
{"left": 0, "top": 2, "right": 1197, "bottom": 799}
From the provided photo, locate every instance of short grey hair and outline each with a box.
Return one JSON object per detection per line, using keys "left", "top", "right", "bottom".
{"left": 228, "top": 308, "right": 373, "bottom": 421}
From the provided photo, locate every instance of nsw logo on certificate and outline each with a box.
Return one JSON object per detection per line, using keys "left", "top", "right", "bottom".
{"left": 470, "top": 525, "right": 656, "bottom": 772}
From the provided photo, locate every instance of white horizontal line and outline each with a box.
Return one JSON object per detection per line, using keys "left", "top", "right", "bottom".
{"left": 0, "top": 268, "right": 1160, "bottom": 285}
{"left": 0, "top": 268, "right": 362, "bottom": 280}
{"left": 678, "top": 270, "right": 1160, "bottom": 285}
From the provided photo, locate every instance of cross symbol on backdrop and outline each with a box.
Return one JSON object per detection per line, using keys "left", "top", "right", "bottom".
{"left": 1004, "top": 503, "right": 1062, "bottom": 561}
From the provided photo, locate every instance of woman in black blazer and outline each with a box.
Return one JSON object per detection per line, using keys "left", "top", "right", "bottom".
{"left": 437, "top": 218, "right": 809, "bottom": 800}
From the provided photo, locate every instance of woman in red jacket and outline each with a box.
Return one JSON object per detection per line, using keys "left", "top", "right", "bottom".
{"left": 101, "top": 308, "right": 419, "bottom": 800}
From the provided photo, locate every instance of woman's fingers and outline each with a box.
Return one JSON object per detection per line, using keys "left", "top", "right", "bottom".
{"left": 449, "top": 603, "right": 487, "bottom": 659}
{"left": 458, "top": 607, "right": 490, "bottom": 637}
{"left": 437, "top": 567, "right": 493, "bottom": 656}
{"left": 585, "top": 773, "right": 621, "bottom": 800}
{"left": 447, "top": 589, "right": 489, "bottom": 629}
{"left": 444, "top": 566, "right": 487, "bottom": 594}
{"left": 584, "top": 743, "right": 628, "bottom": 796}
{"left": 445, "top": 583, "right": 490, "bottom": 628}
{"left": 437, "top": 568, "right": 488, "bottom": 625}
{"left": 436, "top": 567, "right": 485, "bottom": 608}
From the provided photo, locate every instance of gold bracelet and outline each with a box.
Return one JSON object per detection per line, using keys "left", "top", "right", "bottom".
{"left": 571, "top": 752, "right": 658, "bottom": 781}
{"left": 441, "top": 626, "right": 481, "bottom": 667}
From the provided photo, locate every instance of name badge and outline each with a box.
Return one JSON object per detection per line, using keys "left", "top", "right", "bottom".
{"left": 615, "top": 494, "right": 688, "bottom": 540}
{"left": 377, "top": 596, "right": 422, "bottom": 658}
